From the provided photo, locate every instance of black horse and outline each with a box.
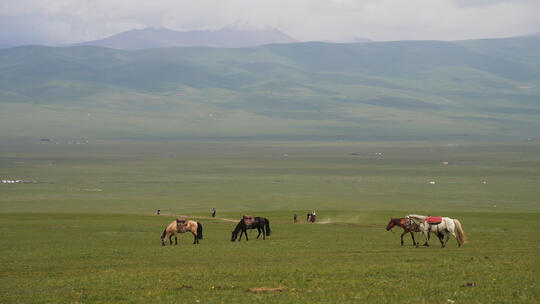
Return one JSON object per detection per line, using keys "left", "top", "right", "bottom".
{"left": 231, "top": 216, "right": 271, "bottom": 241}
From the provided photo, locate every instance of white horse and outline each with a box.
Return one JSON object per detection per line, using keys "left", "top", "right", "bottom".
{"left": 407, "top": 214, "right": 466, "bottom": 248}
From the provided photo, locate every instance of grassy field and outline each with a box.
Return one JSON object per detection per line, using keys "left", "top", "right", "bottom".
{"left": 2, "top": 39, "right": 540, "bottom": 141}
{"left": 1, "top": 140, "right": 539, "bottom": 303}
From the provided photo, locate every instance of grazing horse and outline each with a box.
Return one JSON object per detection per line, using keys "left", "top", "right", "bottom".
{"left": 231, "top": 215, "right": 271, "bottom": 241}
{"left": 161, "top": 219, "right": 203, "bottom": 246}
{"left": 407, "top": 214, "right": 466, "bottom": 248}
{"left": 386, "top": 217, "right": 421, "bottom": 246}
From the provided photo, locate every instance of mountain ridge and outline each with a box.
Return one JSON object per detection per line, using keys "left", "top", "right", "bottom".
{"left": 0, "top": 36, "right": 539, "bottom": 140}
{"left": 70, "top": 27, "right": 297, "bottom": 49}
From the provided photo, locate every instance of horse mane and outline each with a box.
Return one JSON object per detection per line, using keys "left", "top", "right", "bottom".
{"left": 406, "top": 214, "right": 427, "bottom": 225}
{"left": 233, "top": 219, "right": 244, "bottom": 233}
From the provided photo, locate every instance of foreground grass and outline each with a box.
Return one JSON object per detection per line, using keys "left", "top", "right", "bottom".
{"left": 1, "top": 212, "right": 538, "bottom": 303}
{"left": 1, "top": 140, "right": 539, "bottom": 302}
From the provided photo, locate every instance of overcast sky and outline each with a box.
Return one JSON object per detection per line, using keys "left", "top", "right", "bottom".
{"left": 1, "top": 0, "right": 539, "bottom": 46}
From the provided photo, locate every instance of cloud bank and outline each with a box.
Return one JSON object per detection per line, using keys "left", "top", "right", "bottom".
{"left": 1, "top": 0, "right": 539, "bottom": 46}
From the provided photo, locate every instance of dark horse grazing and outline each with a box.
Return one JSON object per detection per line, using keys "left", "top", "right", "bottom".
{"left": 231, "top": 215, "right": 271, "bottom": 241}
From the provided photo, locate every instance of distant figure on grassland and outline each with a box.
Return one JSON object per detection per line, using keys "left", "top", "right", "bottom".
{"left": 212, "top": 208, "right": 216, "bottom": 217}
{"left": 293, "top": 213, "right": 298, "bottom": 223}
{"left": 157, "top": 209, "right": 160, "bottom": 215}
{"left": 308, "top": 210, "right": 316, "bottom": 223}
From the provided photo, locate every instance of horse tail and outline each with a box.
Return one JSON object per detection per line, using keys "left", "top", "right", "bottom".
{"left": 453, "top": 219, "right": 466, "bottom": 245}
{"left": 265, "top": 218, "right": 271, "bottom": 236}
{"left": 197, "top": 222, "right": 203, "bottom": 240}
{"left": 161, "top": 228, "right": 167, "bottom": 240}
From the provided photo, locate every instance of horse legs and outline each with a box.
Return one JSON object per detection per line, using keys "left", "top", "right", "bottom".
{"left": 416, "top": 233, "right": 423, "bottom": 248}
{"left": 192, "top": 232, "right": 198, "bottom": 244}
{"left": 422, "top": 231, "right": 429, "bottom": 247}
{"left": 174, "top": 232, "right": 178, "bottom": 245}
{"left": 445, "top": 225, "right": 460, "bottom": 247}
{"left": 443, "top": 232, "right": 452, "bottom": 247}
{"left": 409, "top": 231, "right": 416, "bottom": 246}
{"left": 400, "top": 231, "right": 406, "bottom": 246}
{"left": 257, "top": 227, "right": 262, "bottom": 239}
{"left": 262, "top": 226, "right": 266, "bottom": 240}
{"left": 437, "top": 232, "right": 445, "bottom": 248}
{"left": 449, "top": 231, "right": 459, "bottom": 247}
{"left": 239, "top": 229, "right": 248, "bottom": 241}
{"left": 169, "top": 234, "right": 173, "bottom": 245}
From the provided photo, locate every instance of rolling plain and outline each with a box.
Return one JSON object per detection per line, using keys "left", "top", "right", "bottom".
{"left": 1, "top": 35, "right": 540, "bottom": 303}
{"left": 1, "top": 140, "right": 538, "bottom": 303}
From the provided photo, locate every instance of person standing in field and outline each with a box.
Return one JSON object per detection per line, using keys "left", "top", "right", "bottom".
{"left": 293, "top": 213, "right": 298, "bottom": 223}
{"left": 212, "top": 208, "right": 216, "bottom": 218}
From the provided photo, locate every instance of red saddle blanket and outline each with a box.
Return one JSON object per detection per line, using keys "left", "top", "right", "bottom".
{"left": 427, "top": 216, "right": 442, "bottom": 224}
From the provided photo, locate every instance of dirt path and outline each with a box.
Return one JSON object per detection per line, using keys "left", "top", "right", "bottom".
{"left": 165, "top": 214, "right": 375, "bottom": 227}
{"left": 173, "top": 214, "right": 238, "bottom": 222}
{"left": 170, "top": 214, "right": 344, "bottom": 225}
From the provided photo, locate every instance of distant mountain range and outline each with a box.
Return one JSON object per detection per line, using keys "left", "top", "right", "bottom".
{"left": 71, "top": 27, "right": 297, "bottom": 49}
{"left": 1, "top": 36, "right": 539, "bottom": 140}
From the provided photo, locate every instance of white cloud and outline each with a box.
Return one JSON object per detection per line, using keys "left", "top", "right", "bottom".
{"left": 0, "top": 0, "right": 539, "bottom": 45}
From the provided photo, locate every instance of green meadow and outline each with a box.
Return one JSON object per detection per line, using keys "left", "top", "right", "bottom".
{"left": 2, "top": 38, "right": 540, "bottom": 141}
{"left": 2, "top": 36, "right": 539, "bottom": 303}
{"left": 1, "top": 140, "right": 539, "bottom": 303}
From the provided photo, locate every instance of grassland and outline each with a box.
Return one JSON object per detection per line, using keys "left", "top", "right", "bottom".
{"left": 2, "top": 37, "right": 540, "bottom": 141}
{"left": 1, "top": 140, "right": 539, "bottom": 303}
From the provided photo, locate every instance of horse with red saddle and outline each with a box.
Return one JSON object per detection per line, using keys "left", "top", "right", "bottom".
{"left": 407, "top": 214, "right": 466, "bottom": 248}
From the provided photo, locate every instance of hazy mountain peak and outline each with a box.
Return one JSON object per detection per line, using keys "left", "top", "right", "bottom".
{"left": 72, "top": 26, "right": 296, "bottom": 49}
{"left": 354, "top": 37, "right": 373, "bottom": 43}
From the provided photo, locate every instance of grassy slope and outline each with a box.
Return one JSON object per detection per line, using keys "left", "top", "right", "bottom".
{"left": 0, "top": 141, "right": 539, "bottom": 303}
{"left": 1, "top": 38, "right": 539, "bottom": 302}
{"left": 1, "top": 37, "right": 539, "bottom": 140}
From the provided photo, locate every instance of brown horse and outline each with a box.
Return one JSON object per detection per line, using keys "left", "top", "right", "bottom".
{"left": 386, "top": 217, "right": 421, "bottom": 246}
{"left": 161, "top": 219, "right": 203, "bottom": 246}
